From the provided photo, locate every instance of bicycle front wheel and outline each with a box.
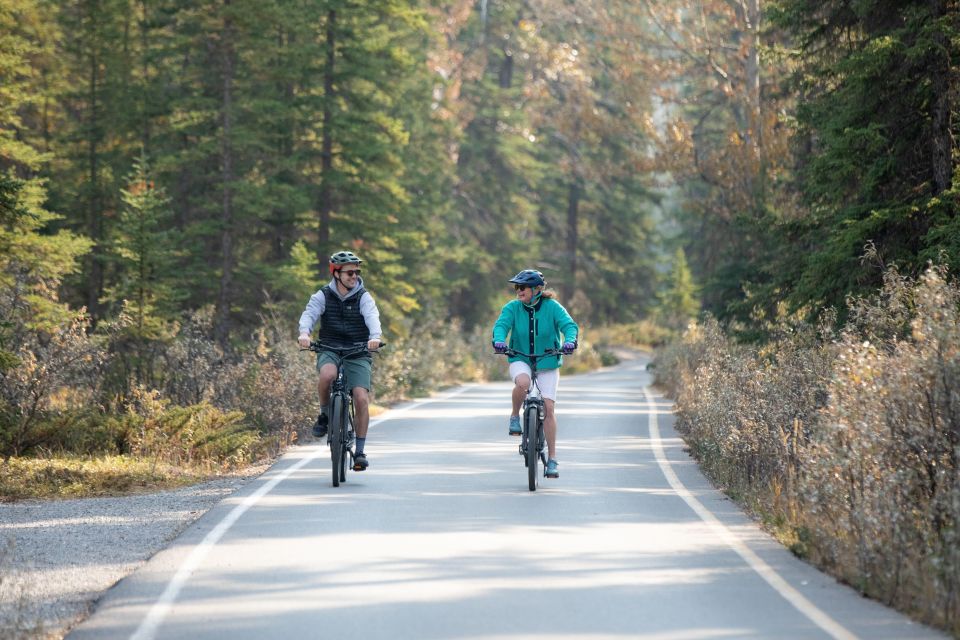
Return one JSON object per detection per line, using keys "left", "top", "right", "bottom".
{"left": 329, "top": 395, "right": 347, "bottom": 487}
{"left": 525, "top": 405, "right": 539, "bottom": 491}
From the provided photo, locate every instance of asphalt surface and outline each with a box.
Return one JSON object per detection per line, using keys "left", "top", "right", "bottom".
{"left": 67, "top": 354, "right": 946, "bottom": 640}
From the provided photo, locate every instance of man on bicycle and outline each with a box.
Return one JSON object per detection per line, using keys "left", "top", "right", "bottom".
{"left": 492, "top": 269, "right": 578, "bottom": 478}
{"left": 298, "top": 250, "right": 382, "bottom": 471}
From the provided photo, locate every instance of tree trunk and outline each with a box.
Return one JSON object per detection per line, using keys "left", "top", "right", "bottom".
{"left": 317, "top": 9, "right": 336, "bottom": 276}
{"left": 499, "top": 51, "right": 513, "bottom": 88}
{"left": 139, "top": 0, "right": 152, "bottom": 152}
{"left": 85, "top": 38, "right": 103, "bottom": 321}
{"left": 744, "top": 0, "right": 762, "bottom": 196}
{"left": 929, "top": 0, "right": 953, "bottom": 195}
{"left": 564, "top": 180, "right": 580, "bottom": 301}
{"left": 214, "top": 2, "right": 235, "bottom": 346}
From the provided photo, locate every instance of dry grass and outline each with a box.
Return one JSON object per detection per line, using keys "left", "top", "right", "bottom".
{"left": 0, "top": 456, "right": 206, "bottom": 502}
{"left": 654, "top": 265, "right": 960, "bottom": 636}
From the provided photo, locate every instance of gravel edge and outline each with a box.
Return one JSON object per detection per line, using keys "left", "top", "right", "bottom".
{"left": 0, "top": 467, "right": 267, "bottom": 640}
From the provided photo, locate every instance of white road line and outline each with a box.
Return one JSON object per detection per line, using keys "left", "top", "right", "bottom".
{"left": 130, "top": 385, "right": 474, "bottom": 640}
{"left": 643, "top": 387, "right": 858, "bottom": 640}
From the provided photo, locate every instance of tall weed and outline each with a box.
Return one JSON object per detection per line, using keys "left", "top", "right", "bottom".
{"left": 0, "top": 314, "right": 105, "bottom": 458}
{"left": 655, "top": 265, "right": 960, "bottom": 633}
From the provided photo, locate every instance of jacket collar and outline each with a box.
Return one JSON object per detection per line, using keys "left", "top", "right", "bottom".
{"left": 327, "top": 277, "right": 364, "bottom": 301}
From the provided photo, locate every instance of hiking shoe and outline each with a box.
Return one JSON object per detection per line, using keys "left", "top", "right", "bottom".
{"left": 312, "top": 414, "right": 328, "bottom": 438}
{"left": 353, "top": 452, "right": 369, "bottom": 471}
{"left": 545, "top": 459, "right": 559, "bottom": 478}
{"left": 508, "top": 416, "right": 522, "bottom": 436}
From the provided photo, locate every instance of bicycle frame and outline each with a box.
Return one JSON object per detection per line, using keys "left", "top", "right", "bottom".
{"left": 498, "top": 347, "right": 560, "bottom": 491}
{"left": 303, "top": 341, "right": 376, "bottom": 487}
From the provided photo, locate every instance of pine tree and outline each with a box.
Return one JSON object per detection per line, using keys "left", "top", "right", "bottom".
{"left": 444, "top": 0, "right": 546, "bottom": 326}
{"left": 770, "top": 0, "right": 959, "bottom": 314}
{"left": 656, "top": 248, "right": 699, "bottom": 332}
{"left": 98, "top": 155, "right": 179, "bottom": 388}
{"left": 50, "top": 0, "right": 136, "bottom": 320}
{"left": 0, "top": 0, "right": 91, "bottom": 377}
{"left": 529, "top": 1, "right": 661, "bottom": 322}
{"left": 0, "top": 0, "right": 91, "bottom": 335}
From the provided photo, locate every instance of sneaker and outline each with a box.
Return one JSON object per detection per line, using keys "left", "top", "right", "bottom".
{"left": 353, "top": 452, "right": 369, "bottom": 471}
{"left": 545, "top": 459, "right": 559, "bottom": 478}
{"left": 508, "top": 416, "right": 522, "bottom": 436}
{"left": 311, "top": 414, "right": 328, "bottom": 438}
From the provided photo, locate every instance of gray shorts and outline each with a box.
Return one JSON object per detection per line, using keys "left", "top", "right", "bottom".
{"left": 316, "top": 351, "right": 372, "bottom": 392}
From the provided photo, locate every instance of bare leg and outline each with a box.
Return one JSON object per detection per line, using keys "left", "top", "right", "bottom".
{"left": 317, "top": 363, "right": 337, "bottom": 405}
{"left": 512, "top": 374, "right": 530, "bottom": 416}
{"left": 352, "top": 387, "right": 370, "bottom": 438}
{"left": 544, "top": 399, "right": 557, "bottom": 459}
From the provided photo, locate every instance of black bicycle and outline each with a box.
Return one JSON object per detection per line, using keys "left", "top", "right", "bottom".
{"left": 303, "top": 341, "right": 382, "bottom": 487}
{"left": 497, "top": 347, "right": 562, "bottom": 491}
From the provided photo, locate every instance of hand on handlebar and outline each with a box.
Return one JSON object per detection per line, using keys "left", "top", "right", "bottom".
{"left": 298, "top": 333, "right": 311, "bottom": 349}
{"left": 561, "top": 341, "right": 577, "bottom": 355}
{"left": 493, "top": 341, "right": 508, "bottom": 354}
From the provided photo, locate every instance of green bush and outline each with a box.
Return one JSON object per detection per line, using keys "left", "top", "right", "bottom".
{"left": 121, "top": 387, "right": 261, "bottom": 470}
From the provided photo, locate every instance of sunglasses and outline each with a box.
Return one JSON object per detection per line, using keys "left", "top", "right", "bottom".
{"left": 514, "top": 284, "right": 529, "bottom": 291}
{"left": 340, "top": 269, "right": 361, "bottom": 277}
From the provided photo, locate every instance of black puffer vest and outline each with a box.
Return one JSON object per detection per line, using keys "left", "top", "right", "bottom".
{"left": 318, "top": 285, "right": 368, "bottom": 347}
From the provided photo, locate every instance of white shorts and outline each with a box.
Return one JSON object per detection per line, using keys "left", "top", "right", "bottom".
{"left": 509, "top": 361, "right": 560, "bottom": 401}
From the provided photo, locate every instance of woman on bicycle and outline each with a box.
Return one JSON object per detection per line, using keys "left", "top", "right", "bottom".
{"left": 491, "top": 269, "right": 579, "bottom": 479}
{"left": 298, "top": 250, "right": 382, "bottom": 471}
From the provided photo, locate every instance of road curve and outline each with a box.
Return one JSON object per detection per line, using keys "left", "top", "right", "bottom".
{"left": 69, "top": 353, "right": 946, "bottom": 640}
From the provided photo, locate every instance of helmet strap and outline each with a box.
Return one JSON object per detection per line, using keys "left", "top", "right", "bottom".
{"left": 523, "top": 288, "right": 543, "bottom": 307}
{"left": 333, "top": 268, "right": 358, "bottom": 293}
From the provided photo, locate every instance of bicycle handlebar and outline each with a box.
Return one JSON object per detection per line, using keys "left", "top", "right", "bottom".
{"left": 496, "top": 347, "right": 563, "bottom": 359}
{"left": 300, "top": 341, "right": 386, "bottom": 357}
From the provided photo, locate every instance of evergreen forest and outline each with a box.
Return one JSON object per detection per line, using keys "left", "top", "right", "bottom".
{"left": 4, "top": 0, "right": 956, "bottom": 357}
{"left": 3, "top": 0, "right": 958, "bottom": 444}
{"left": 3, "top": 0, "right": 960, "bottom": 632}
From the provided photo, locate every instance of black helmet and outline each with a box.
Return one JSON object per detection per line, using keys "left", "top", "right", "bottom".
{"left": 508, "top": 269, "right": 545, "bottom": 288}
{"left": 329, "top": 250, "right": 362, "bottom": 274}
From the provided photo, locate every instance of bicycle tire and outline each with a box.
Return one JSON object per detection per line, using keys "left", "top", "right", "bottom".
{"left": 525, "top": 405, "right": 539, "bottom": 491}
{"left": 339, "top": 410, "right": 349, "bottom": 482}
{"left": 341, "top": 408, "right": 353, "bottom": 482}
{"left": 330, "top": 395, "right": 345, "bottom": 487}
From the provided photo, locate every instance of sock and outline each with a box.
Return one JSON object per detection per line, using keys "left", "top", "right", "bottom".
{"left": 320, "top": 404, "right": 328, "bottom": 418}
{"left": 355, "top": 437, "right": 366, "bottom": 454}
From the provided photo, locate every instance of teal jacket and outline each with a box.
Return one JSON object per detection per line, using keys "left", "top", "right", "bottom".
{"left": 492, "top": 297, "right": 579, "bottom": 370}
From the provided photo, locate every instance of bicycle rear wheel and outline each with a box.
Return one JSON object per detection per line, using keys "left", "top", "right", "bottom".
{"left": 525, "top": 405, "right": 539, "bottom": 491}
{"left": 329, "top": 395, "right": 346, "bottom": 487}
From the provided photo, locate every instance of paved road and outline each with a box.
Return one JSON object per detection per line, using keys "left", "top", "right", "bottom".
{"left": 69, "top": 354, "right": 945, "bottom": 639}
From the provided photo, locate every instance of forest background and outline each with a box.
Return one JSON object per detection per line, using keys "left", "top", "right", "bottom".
{"left": 1, "top": 0, "right": 959, "bottom": 633}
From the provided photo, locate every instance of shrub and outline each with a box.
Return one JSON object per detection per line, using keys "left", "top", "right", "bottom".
{"left": 798, "top": 266, "right": 960, "bottom": 627}
{"left": 0, "top": 314, "right": 105, "bottom": 458}
{"left": 592, "top": 319, "right": 673, "bottom": 350}
{"left": 121, "top": 386, "right": 261, "bottom": 471}
{"left": 654, "top": 265, "right": 960, "bottom": 633}
{"left": 373, "top": 315, "right": 494, "bottom": 403}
